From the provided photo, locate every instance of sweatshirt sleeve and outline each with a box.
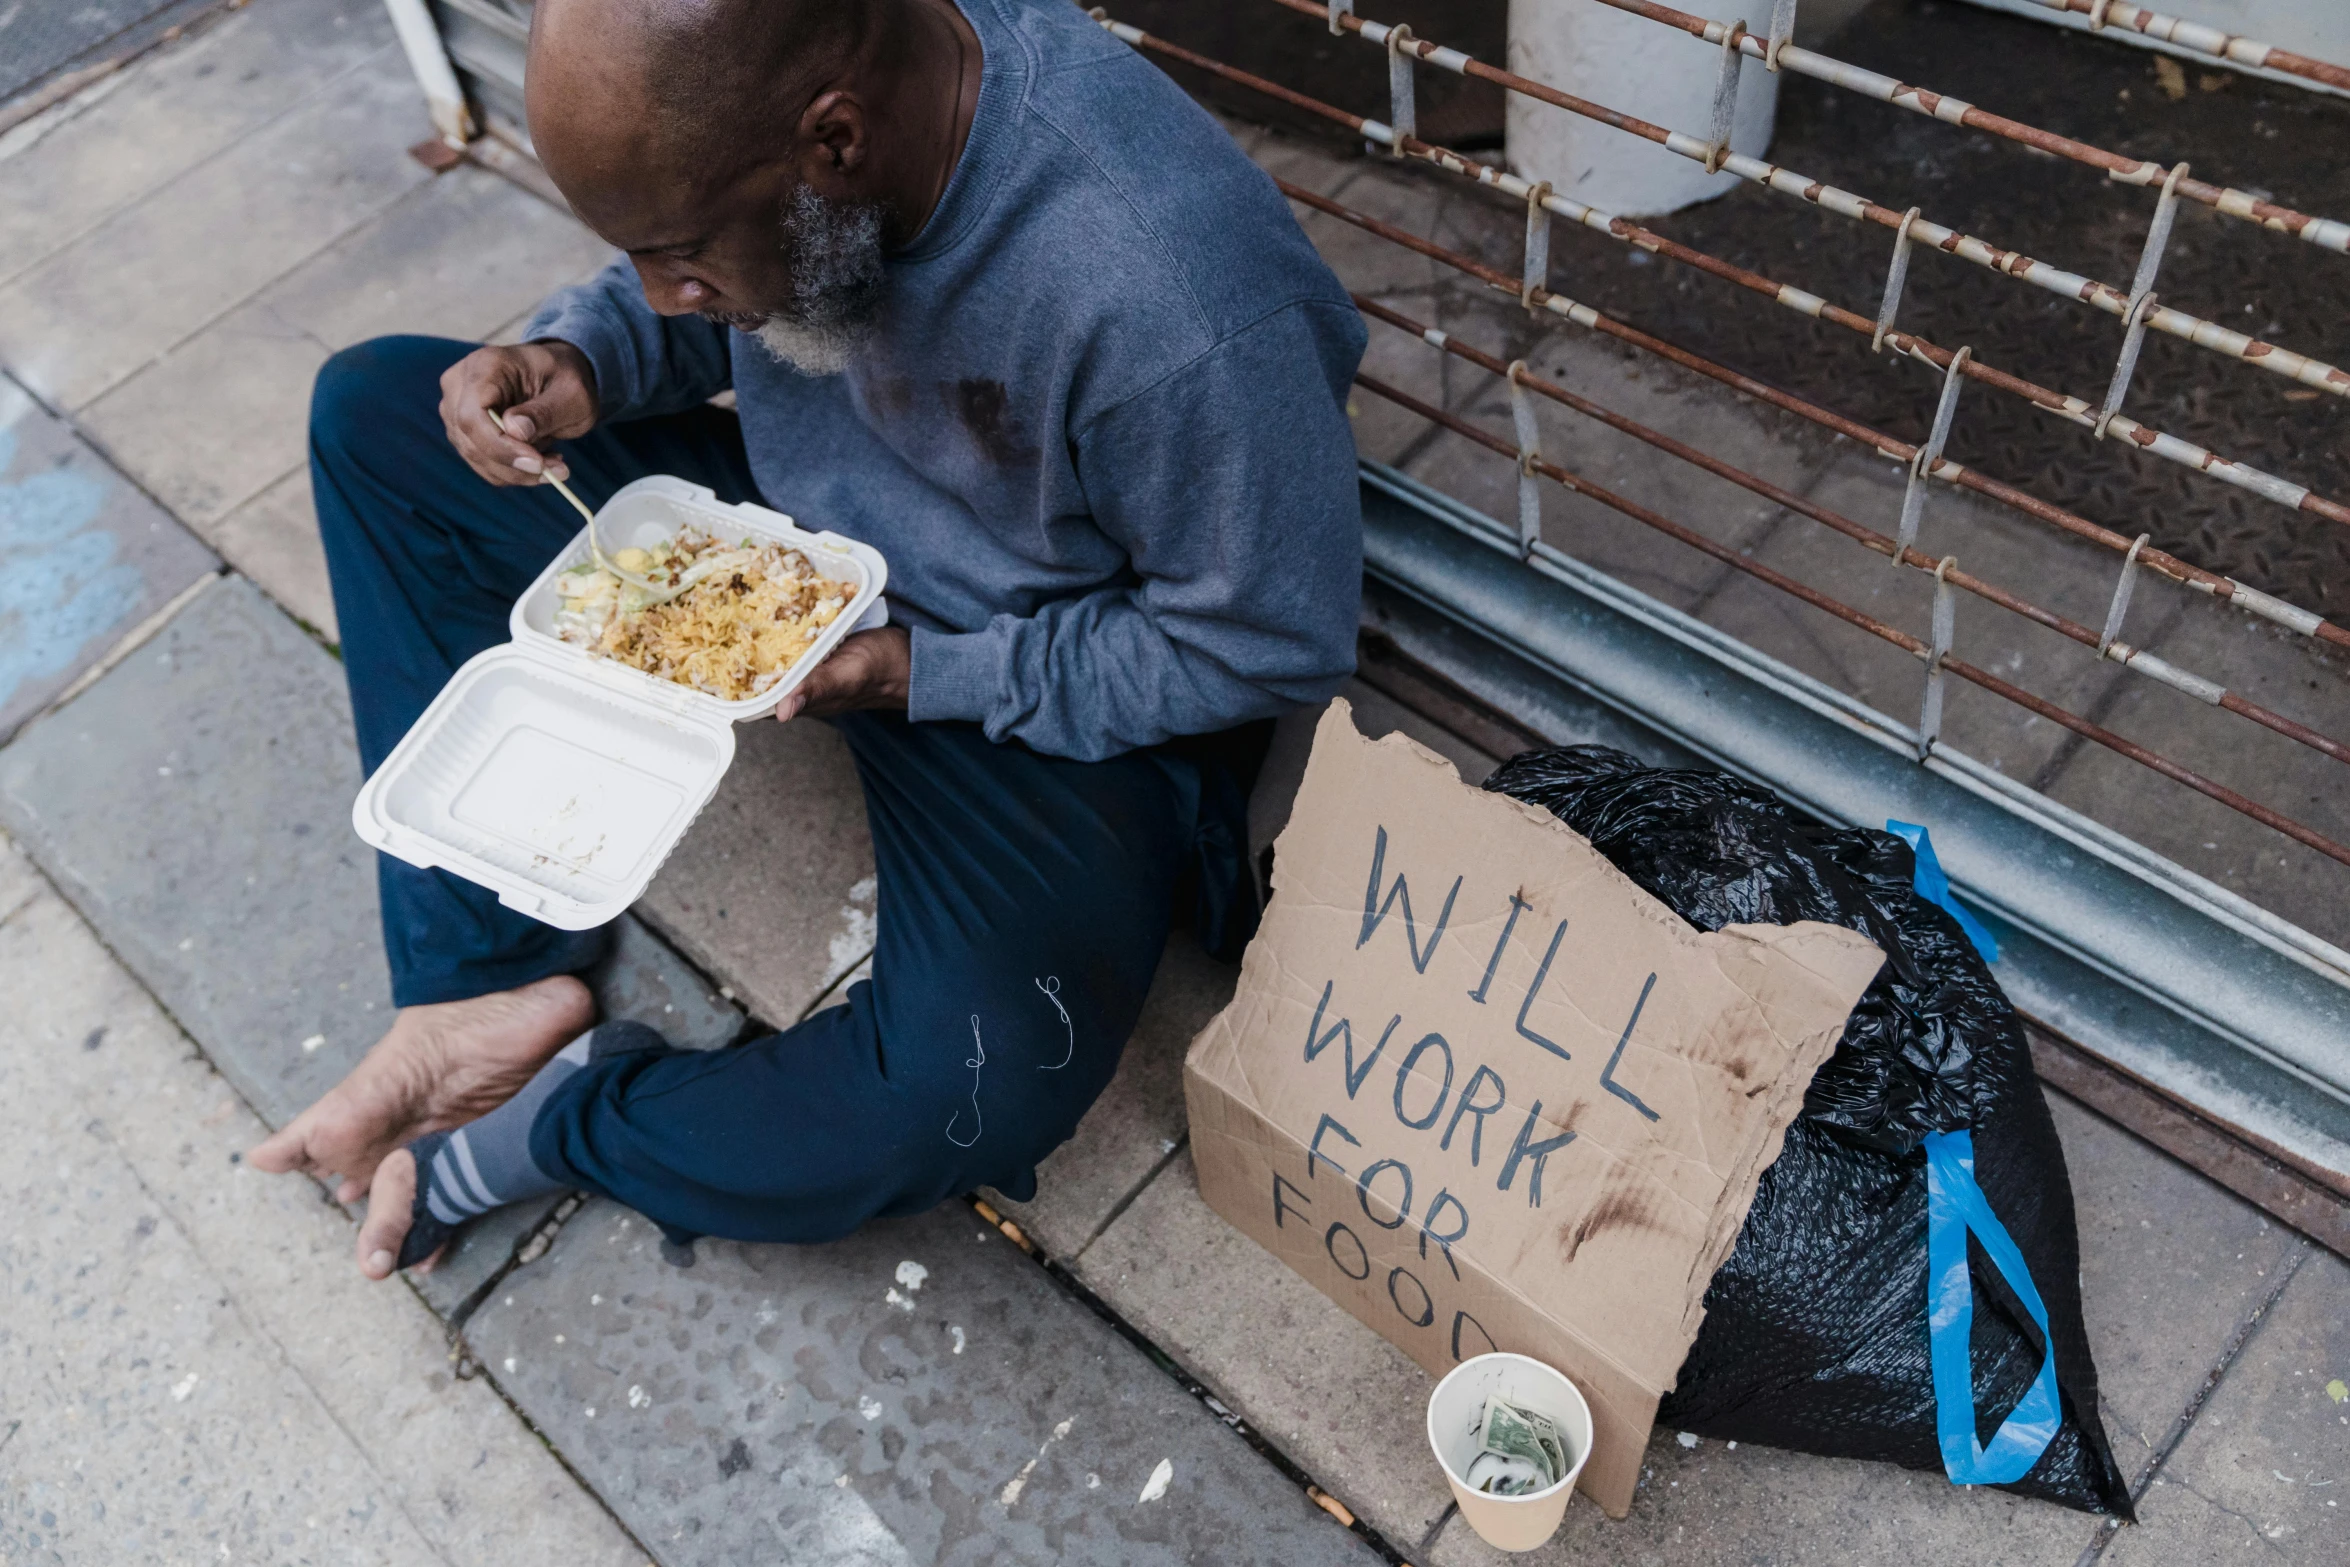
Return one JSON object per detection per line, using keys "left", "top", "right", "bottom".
{"left": 906, "top": 298, "right": 1366, "bottom": 762}
{"left": 521, "top": 256, "right": 735, "bottom": 423}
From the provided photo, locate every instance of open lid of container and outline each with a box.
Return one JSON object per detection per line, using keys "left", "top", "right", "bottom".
{"left": 351, "top": 477, "right": 887, "bottom": 931}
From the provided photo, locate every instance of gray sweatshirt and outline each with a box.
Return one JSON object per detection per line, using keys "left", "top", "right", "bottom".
{"left": 523, "top": 0, "right": 1366, "bottom": 761}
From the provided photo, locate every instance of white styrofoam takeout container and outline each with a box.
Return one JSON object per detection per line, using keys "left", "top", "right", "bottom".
{"left": 351, "top": 476, "right": 888, "bottom": 931}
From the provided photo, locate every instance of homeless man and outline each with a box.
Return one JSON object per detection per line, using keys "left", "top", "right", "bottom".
{"left": 247, "top": 0, "right": 1365, "bottom": 1276}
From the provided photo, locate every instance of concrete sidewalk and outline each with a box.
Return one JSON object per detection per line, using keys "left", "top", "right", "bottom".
{"left": 0, "top": 830, "right": 647, "bottom": 1567}
{"left": 1, "top": 2, "right": 2344, "bottom": 1564}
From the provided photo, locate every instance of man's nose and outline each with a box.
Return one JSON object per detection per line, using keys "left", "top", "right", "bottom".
{"left": 632, "top": 260, "right": 717, "bottom": 318}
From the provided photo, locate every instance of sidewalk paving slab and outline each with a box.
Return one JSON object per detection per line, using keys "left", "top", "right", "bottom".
{"left": 82, "top": 161, "right": 612, "bottom": 533}
{"left": 2049, "top": 1094, "right": 2308, "bottom": 1463}
{"left": 0, "top": 828, "right": 39, "bottom": 924}
{"left": 0, "top": 38, "right": 428, "bottom": 413}
{"left": 0, "top": 380, "right": 218, "bottom": 742}
{"left": 465, "top": 1195, "right": 1387, "bottom": 1567}
{"left": 1423, "top": 1424, "right": 2092, "bottom": 1567}
{"left": 0, "top": 860, "right": 645, "bottom": 1567}
{"left": 1073, "top": 1150, "right": 1455, "bottom": 1552}
{"left": 638, "top": 715, "right": 879, "bottom": 1028}
{"left": 0, "top": 0, "right": 387, "bottom": 287}
{"left": 589, "top": 912, "right": 745, "bottom": 1056}
{"left": 205, "top": 467, "right": 337, "bottom": 638}
{"left": 2100, "top": 1244, "right": 2348, "bottom": 1566}
{"left": 0, "top": 573, "right": 741, "bottom": 1318}
{"left": 0, "top": 574, "right": 418, "bottom": 1129}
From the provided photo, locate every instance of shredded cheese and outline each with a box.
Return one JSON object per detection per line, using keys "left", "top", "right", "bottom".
{"left": 552, "top": 527, "right": 853, "bottom": 701}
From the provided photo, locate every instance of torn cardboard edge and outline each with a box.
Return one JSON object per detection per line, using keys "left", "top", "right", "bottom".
{"left": 1184, "top": 701, "right": 1881, "bottom": 1517}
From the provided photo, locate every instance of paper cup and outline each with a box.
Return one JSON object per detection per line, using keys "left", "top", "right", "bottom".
{"left": 1426, "top": 1353, "right": 1594, "bottom": 1552}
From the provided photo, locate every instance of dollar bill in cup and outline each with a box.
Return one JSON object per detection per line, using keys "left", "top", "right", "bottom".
{"left": 1464, "top": 1395, "right": 1572, "bottom": 1496}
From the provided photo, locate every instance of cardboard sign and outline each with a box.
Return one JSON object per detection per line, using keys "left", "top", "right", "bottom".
{"left": 1185, "top": 703, "right": 1883, "bottom": 1517}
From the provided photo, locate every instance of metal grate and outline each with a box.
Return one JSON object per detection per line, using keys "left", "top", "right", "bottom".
{"left": 1091, "top": 0, "right": 2350, "bottom": 877}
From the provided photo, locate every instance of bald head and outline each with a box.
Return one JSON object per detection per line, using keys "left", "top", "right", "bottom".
{"left": 530, "top": 0, "right": 875, "bottom": 190}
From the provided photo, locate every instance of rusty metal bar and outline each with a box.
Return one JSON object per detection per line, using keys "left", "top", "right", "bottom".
{"left": 2018, "top": 0, "right": 2350, "bottom": 94}
{"left": 1353, "top": 368, "right": 2350, "bottom": 870}
{"left": 1268, "top": 0, "right": 2350, "bottom": 397}
{"left": 1562, "top": 0, "right": 2350, "bottom": 251}
{"left": 1287, "top": 4, "right": 2350, "bottom": 396}
{"left": 1108, "top": 16, "right": 2350, "bottom": 534}
{"left": 1352, "top": 296, "right": 2350, "bottom": 767}
{"left": 1279, "top": 174, "right": 2350, "bottom": 652}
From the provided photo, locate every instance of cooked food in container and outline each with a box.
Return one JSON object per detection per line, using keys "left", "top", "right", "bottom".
{"left": 553, "top": 525, "right": 856, "bottom": 701}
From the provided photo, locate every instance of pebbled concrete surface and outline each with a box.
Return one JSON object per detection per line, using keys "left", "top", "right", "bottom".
{"left": 0, "top": 0, "right": 193, "bottom": 103}
{"left": 466, "top": 1198, "right": 1386, "bottom": 1567}
{"left": 1074, "top": 1151, "right": 1454, "bottom": 1552}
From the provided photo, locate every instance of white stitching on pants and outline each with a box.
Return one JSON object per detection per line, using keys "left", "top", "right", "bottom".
{"left": 1035, "top": 976, "right": 1073, "bottom": 1070}
{"left": 946, "top": 1015, "right": 986, "bottom": 1148}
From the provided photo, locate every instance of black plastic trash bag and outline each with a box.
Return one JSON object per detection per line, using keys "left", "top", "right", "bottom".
{"left": 1485, "top": 745, "right": 2133, "bottom": 1516}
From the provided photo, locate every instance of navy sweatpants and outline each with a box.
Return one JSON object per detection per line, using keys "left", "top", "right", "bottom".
{"left": 311, "top": 336, "right": 1262, "bottom": 1243}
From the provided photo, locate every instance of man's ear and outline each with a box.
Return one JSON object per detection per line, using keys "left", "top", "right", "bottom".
{"left": 798, "top": 88, "right": 868, "bottom": 180}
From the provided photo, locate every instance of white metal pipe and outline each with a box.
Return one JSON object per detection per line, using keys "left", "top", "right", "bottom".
{"left": 381, "top": 0, "right": 476, "bottom": 146}
{"left": 1962, "top": 0, "right": 2350, "bottom": 99}
{"left": 1504, "top": 0, "right": 1779, "bottom": 217}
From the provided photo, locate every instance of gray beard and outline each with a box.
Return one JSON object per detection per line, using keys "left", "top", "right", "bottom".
{"left": 746, "top": 185, "right": 886, "bottom": 376}
{"left": 750, "top": 315, "right": 865, "bottom": 377}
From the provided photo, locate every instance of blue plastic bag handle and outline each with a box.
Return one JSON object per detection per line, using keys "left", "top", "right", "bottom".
{"left": 1924, "top": 1129, "right": 2062, "bottom": 1484}
{"left": 1887, "top": 820, "right": 1999, "bottom": 963}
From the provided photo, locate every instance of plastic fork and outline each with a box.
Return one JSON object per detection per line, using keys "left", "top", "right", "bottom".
{"left": 487, "top": 407, "right": 683, "bottom": 603}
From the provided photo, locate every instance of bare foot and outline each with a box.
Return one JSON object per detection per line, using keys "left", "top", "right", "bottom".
{"left": 249, "top": 975, "right": 592, "bottom": 1200}
{"left": 356, "top": 1147, "right": 443, "bottom": 1279}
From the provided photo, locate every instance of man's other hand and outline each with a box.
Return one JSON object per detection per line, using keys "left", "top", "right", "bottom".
{"left": 779, "top": 626, "right": 911, "bottom": 721}
{"left": 439, "top": 341, "right": 600, "bottom": 486}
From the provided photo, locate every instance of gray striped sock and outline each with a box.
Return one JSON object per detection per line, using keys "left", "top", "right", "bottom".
{"left": 419, "top": 1032, "right": 590, "bottom": 1225}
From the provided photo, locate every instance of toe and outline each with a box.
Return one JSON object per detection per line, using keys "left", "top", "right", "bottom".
{"left": 247, "top": 1122, "right": 308, "bottom": 1175}
{"left": 357, "top": 1149, "right": 418, "bottom": 1280}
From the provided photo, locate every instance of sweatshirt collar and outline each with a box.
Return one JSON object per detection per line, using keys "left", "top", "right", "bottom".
{"left": 895, "top": 0, "right": 1022, "bottom": 265}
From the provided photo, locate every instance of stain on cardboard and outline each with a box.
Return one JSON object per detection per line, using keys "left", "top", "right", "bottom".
{"left": 1562, "top": 1182, "right": 1661, "bottom": 1265}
